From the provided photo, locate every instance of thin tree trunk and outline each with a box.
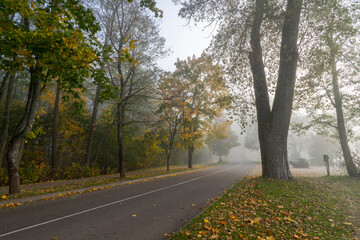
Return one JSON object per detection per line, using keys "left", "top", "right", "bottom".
{"left": 0, "top": 72, "right": 15, "bottom": 167}
{"left": 249, "top": 0, "right": 302, "bottom": 180}
{"left": 51, "top": 84, "right": 61, "bottom": 170}
{"left": 7, "top": 67, "right": 42, "bottom": 194}
{"left": 116, "top": 103, "right": 126, "bottom": 178}
{"left": 84, "top": 86, "right": 101, "bottom": 166}
{"left": 188, "top": 144, "right": 194, "bottom": 168}
{"left": 0, "top": 72, "right": 10, "bottom": 106}
{"left": 330, "top": 44, "right": 359, "bottom": 177}
{"left": 166, "top": 153, "right": 170, "bottom": 172}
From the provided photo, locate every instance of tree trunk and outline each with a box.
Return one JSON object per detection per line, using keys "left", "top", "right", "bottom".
{"left": 0, "top": 72, "right": 10, "bottom": 106}
{"left": 84, "top": 85, "right": 101, "bottom": 166}
{"left": 249, "top": 0, "right": 302, "bottom": 180}
{"left": 330, "top": 45, "right": 359, "bottom": 177}
{"left": 166, "top": 153, "right": 170, "bottom": 172}
{"left": 248, "top": 0, "right": 272, "bottom": 177}
{"left": 51, "top": 84, "right": 61, "bottom": 170}
{"left": 116, "top": 103, "right": 126, "bottom": 178}
{"left": 0, "top": 72, "right": 15, "bottom": 167}
{"left": 7, "top": 68, "right": 42, "bottom": 194}
{"left": 188, "top": 145, "right": 194, "bottom": 168}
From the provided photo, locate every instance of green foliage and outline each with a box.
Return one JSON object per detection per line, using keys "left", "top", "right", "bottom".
{"left": 62, "top": 163, "right": 101, "bottom": 179}
{"left": 126, "top": 131, "right": 164, "bottom": 170}
{"left": 19, "top": 160, "right": 52, "bottom": 184}
{"left": 0, "top": 169, "right": 9, "bottom": 187}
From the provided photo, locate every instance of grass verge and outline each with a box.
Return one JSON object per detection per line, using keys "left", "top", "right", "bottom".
{"left": 171, "top": 176, "right": 359, "bottom": 240}
{"left": 0, "top": 163, "right": 220, "bottom": 205}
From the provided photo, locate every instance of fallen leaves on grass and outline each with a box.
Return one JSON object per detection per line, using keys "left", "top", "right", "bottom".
{"left": 171, "top": 176, "right": 358, "bottom": 240}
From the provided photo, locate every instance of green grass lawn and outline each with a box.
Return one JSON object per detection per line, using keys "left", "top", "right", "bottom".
{"left": 171, "top": 176, "right": 360, "bottom": 240}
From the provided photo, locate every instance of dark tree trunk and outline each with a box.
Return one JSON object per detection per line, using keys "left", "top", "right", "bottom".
{"left": 219, "top": 154, "right": 222, "bottom": 163}
{"left": 84, "top": 85, "right": 101, "bottom": 166}
{"left": 249, "top": 0, "right": 271, "bottom": 177}
{"left": 116, "top": 103, "right": 126, "bottom": 178}
{"left": 188, "top": 144, "right": 194, "bottom": 168}
{"left": 0, "top": 72, "right": 15, "bottom": 167}
{"left": 51, "top": 85, "right": 61, "bottom": 170}
{"left": 0, "top": 72, "right": 10, "bottom": 106}
{"left": 249, "top": 0, "right": 302, "bottom": 180}
{"left": 7, "top": 68, "right": 42, "bottom": 194}
{"left": 166, "top": 153, "right": 170, "bottom": 172}
{"left": 330, "top": 46, "right": 359, "bottom": 177}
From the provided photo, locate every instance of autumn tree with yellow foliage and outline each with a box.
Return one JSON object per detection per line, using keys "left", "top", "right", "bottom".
{"left": 162, "top": 53, "right": 231, "bottom": 168}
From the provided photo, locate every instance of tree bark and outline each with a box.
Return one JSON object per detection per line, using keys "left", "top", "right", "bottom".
{"left": 7, "top": 67, "right": 42, "bottom": 194}
{"left": 330, "top": 44, "right": 359, "bottom": 177}
{"left": 84, "top": 85, "right": 101, "bottom": 166}
{"left": 0, "top": 72, "right": 10, "bottom": 106}
{"left": 188, "top": 144, "right": 194, "bottom": 168}
{"left": 0, "top": 72, "right": 15, "bottom": 167}
{"left": 249, "top": 0, "right": 302, "bottom": 180}
{"left": 249, "top": 0, "right": 271, "bottom": 177}
{"left": 51, "top": 84, "right": 61, "bottom": 170}
{"left": 116, "top": 103, "right": 126, "bottom": 178}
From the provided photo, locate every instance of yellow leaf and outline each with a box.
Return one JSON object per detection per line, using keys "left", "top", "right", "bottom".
{"left": 132, "top": 214, "right": 136, "bottom": 217}
{"left": 204, "top": 219, "right": 210, "bottom": 223}
{"left": 1, "top": 195, "right": 7, "bottom": 200}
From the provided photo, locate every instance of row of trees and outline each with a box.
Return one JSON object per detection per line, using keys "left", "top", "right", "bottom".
{"left": 176, "top": 0, "right": 360, "bottom": 178}
{"left": 0, "top": 0, "right": 238, "bottom": 194}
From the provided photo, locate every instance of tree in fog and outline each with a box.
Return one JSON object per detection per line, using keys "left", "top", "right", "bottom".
{"left": 1, "top": 0, "right": 100, "bottom": 194}
{"left": 176, "top": 0, "right": 303, "bottom": 179}
{"left": 295, "top": 0, "right": 360, "bottom": 176}
{"left": 212, "top": 128, "right": 240, "bottom": 162}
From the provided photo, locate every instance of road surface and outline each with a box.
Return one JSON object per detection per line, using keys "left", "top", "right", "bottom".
{"left": 0, "top": 162, "right": 255, "bottom": 240}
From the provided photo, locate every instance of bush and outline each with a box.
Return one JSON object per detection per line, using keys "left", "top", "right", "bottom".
{"left": 0, "top": 168, "right": 8, "bottom": 186}
{"left": 62, "top": 163, "right": 101, "bottom": 179}
{"left": 20, "top": 160, "right": 52, "bottom": 184}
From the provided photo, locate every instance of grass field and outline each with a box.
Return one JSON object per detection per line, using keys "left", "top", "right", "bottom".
{"left": 171, "top": 171, "right": 359, "bottom": 240}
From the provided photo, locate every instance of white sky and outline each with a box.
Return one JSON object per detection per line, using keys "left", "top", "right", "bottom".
{"left": 156, "top": 2, "right": 214, "bottom": 71}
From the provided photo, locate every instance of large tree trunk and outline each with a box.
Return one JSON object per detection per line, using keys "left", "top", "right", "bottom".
{"left": 248, "top": 0, "right": 271, "bottom": 177}
{"left": 188, "top": 144, "right": 194, "bottom": 168}
{"left": 51, "top": 84, "right": 61, "bottom": 170}
{"left": 0, "top": 72, "right": 15, "bottom": 167}
{"left": 84, "top": 85, "right": 101, "bottom": 166}
{"left": 330, "top": 46, "right": 359, "bottom": 177}
{"left": 116, "top": 103, "right": 126, "bottom": 178}
{"left": 7, "top": 68, "right": 42, "bottom": 194}
{"left": 249, "top": 0, "right": 302, "bottom": 180}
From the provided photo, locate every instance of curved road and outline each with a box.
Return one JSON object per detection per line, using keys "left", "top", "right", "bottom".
{"left": 0, "top": 162, "right": 255, "bottom": 240}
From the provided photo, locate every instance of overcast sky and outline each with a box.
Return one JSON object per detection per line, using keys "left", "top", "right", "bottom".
{"left": 156, "top": 2, "right": 214, "bottom": 71}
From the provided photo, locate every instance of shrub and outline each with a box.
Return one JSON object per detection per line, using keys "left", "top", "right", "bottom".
{"left": 20, "top": 160, "right": 52, "bottom": 184}
{"left": 0, "top": 168, "right": 8, "bottom": 186}
{"left": 62, "top": 163, "right": 101, "bottom": 179}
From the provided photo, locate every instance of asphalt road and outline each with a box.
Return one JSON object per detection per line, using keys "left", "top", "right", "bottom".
{"left": 0, "top": 162, "right": 255, "bottom": 240}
